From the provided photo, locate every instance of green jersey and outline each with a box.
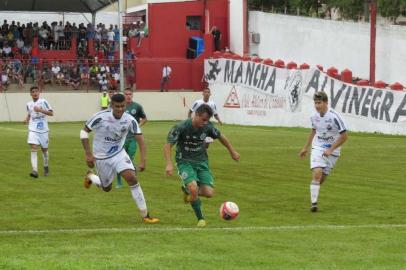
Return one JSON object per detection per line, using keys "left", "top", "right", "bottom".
{"left": 126, "top": 102, "right": 146, "bottom": 140}
{"left": 167, "top": 119, "right": 221, "bottom": 163}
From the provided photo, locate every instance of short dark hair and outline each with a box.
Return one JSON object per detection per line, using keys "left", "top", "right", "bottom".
{"left": 30, "top": 86, "right": 39, "bottom": 92}
{"left": 313, "top": 91, "right": 328, "bottom": 102}
{"left": 124, "top": 87, "right": 132, "bottom": 93}
{"left": 203, "top": 87, "right": 211, "bottom": 92}
{"left": 111, "top": 93, "right": 125, "bottom": 103}
{"left": 195, "top": 104, "right": 213, "bottom": 118}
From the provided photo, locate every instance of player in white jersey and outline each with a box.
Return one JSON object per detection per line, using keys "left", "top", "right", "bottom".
{"left": 299, "top": 91, "right": 348, "bottom": 212}
{"left": 188, "top": 88, "right": 222, "bottom": 125}
{"left": 80, "top": 93, "right": 159, "bottom": 224}
{"left": 25, "top": 86, "right": 54, "bottom": 178}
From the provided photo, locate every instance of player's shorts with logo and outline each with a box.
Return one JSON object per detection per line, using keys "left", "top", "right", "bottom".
{"left": 27, "top": 131, "right": 49, "bottom": 148}
{"left": 95, "top": 149, "right": 135, "bottom": 188}
{"left": 177, "top": 161, "right": 214, "bottom": 188}
{"left": 310, "top": 148, "right": 339, "bottom": 175}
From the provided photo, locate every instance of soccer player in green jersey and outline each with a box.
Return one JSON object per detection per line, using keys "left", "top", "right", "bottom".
{"left": 116, "top": 88, "right": 148, "bottom": 188}
{"left": 164, "top": 104, "right": 240, "bottom": 227}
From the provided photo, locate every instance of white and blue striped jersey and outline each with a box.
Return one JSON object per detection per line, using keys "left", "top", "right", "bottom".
{"left": 311, "top": 108, "right": 347, "bottom": 156}
{"left": 190, "top": 99, "right": 218, "bottom": 115}
{"left": 85, "top": 110, "right": 141, "bottom": 159}
{"left": 26, "top": 98, "right": 52, "bottom": 133}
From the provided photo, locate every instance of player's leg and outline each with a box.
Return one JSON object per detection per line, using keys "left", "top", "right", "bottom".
{"left": 178, "top": 163, "right": 206, "bottom": 226}
{"left": 39, "top": 133, "right": 50, "bottom": 176}
{"left": 117, "top": 151, "right": 159, "bottom": 223}
{"left": 28, "top": 131, "right": 39, "bottom": 178}
{"left": 120, "top": 169, "right": 159, "bottom": 223}
{"left": 29, "top": 144, "right": 39, "bottom": 178}
{"left": 197, "top": 162, "right": 215, "bottom": 198}
{"left": 309, "top": 149, "right": 330, "bottom": 212}
{"left": 116, "top": 140, "right": 129, "bottom": 188}
{"left": 84, "top": 158, "right": 114, "bottom": 191}
{"left": 116, "top": 140, "right": 137, "bottom": 188}
{"left": 310, "top": 167, "right": 323, "bottom": 212}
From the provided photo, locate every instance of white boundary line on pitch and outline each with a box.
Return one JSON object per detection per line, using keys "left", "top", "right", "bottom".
{"left": 1, "top": 224, "right": 406, "bottom": 235}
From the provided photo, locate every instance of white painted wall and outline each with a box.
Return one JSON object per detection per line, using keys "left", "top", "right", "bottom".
{"left": 229, "top": 0, "right": 245, "bottom": 55}
{"left": 0, "top": 92, "right": 201, "bottom": 122}
{"left": 249, "top": 11, "right": 406, "bottom": 85}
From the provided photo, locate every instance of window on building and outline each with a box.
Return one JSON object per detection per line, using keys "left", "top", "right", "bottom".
{"left": 186, "top": 16, "right": 202, "bottom": 31}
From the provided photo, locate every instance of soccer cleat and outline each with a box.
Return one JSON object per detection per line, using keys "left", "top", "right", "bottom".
{"left": 84, "top": 171, "right": 92, "bottom": 189}
{"left": 29, "top": 171, "right": 38, "bottom": 179}
{"left": 143, "top": 213, "right": 160, "bottom": 224}
{"left": 197, "top": 219, "right": 207, "bottom": 227}
{"left": 115, "top": 184, "right": 123, "bottom": 189}
{"left": 44, "top": 166, "right": 49, "bottom": 176}
{"left": 310, "top": 203, "right": 318, "bottom": 212}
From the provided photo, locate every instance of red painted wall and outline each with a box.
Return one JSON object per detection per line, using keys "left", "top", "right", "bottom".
{"left": 133, "top": 0, "right": 229, "bottom": 90}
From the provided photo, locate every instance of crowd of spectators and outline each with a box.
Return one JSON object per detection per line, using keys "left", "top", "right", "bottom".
{"left": 0, "top": 19, "right": 148, "bottom": 91}
{"left": 0, "top": 58, "right": 125, "bottom": 92}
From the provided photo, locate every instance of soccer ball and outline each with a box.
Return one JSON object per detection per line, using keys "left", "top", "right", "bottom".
{"left": 219, "top": 201, "right": 239, "bottom": 220}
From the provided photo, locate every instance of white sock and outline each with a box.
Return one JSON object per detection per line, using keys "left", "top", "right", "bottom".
{"left": 130, "top": 183, "right": 148, "bottom": 217}
{"left": 42, "top": 152, "right": 49, "bottom": 167}
{"left": 310, "top": 180, "right": 320, "bottom": 204}
{"left": 31, "top": 151, "right": 38, "bottom": 172}
{"left": 88, "top": 173, "right": 101, "bottom": 187}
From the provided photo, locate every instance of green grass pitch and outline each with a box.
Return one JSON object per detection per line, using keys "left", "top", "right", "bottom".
{"left": 0, "top": 122, "right": 405, "bottom": 270}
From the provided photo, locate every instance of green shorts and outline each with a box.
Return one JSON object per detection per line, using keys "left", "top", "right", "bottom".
{"left": 177, "top": 161, "right": 214, "bottom": 188}
{"left": 124, "top": 139, "right": 137, "bottom": 160}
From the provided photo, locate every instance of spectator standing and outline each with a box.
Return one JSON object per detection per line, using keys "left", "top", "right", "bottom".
{"left": 211, "top": 26, "right": 221, "bottom": 51}
{"left": 160, "top": 64, "right": 172, "bottom": 92}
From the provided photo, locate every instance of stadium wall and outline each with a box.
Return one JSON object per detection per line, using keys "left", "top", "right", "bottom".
{"left": 204, "top": 58, "right": 406, "bottom": 135}
{"left": 229, "top": 0, "right": 246, "bottom": 56}
{"left": 0, "top": 92, "right": 201, "bottom": 122}
{"left": 249, "top": 12, "right": 406, "bottom": 86}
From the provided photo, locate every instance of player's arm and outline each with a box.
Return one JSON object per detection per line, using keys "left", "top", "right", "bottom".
{"left": 24, "top": 114, "right": 30, "bottom": 124}
{"left": 299, "top": 129, "right": 316, "bottom": 159}
{"left": 164, "top": 143, "right": 175, "bottom": 176}
{"left": 134, "top": 134, "right": 147, "bottom": 171}
{"left": 33, "top": 106, "right": 54, "bottom": 116}
{"left": 80, "top": 126, "right": 94, "bottom": 168}
{"left": 214, "top": 114, "right": 223, "bottom": 125}
{"left": 138, "top": 117, "right": 147, "bottom": 127}
{"left": 218, "top": 134, "right": 240, "bottom": 161}
{"left": 324, "top": 131, "right": 348, "bottom": 156}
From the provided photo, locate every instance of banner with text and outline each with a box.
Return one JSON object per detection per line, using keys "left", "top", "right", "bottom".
{"left": 204, "top": 59, "right": 406, "bottom": 135}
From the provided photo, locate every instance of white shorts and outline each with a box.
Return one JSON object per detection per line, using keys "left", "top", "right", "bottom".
{"left": 310, "top": 148, "right": 339, "bottom": 175}
{"left": 28, "top": 131, "right": 49, "bottom": 148}
{"left": 95, "top": 150, "right": 135, "bottom": 188}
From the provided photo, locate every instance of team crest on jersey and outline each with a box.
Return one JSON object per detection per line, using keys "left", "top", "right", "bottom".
{"left": 200, "top": 133, "right": 207, "bottom": 140}
{"left": 327, "top": 125, "right": 332, "bottom": 131}
{"left": 121, "top": 126, "right": 127, "bottom": 133}
{"left": 181, "top": 172, "right": 188, "bottom": 180}
{"left": 131, "top": 109, "right": 136, "bottom": 115}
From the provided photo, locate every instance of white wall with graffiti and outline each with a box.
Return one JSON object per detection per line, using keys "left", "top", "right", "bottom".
{"left": 249, "top": 11, "right": 406, "bottom": 86}
{"left": 205, "top": 58, "right": 406, "bottom": 135}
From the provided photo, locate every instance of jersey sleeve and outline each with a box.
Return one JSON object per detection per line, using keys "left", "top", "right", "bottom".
{"left": 130, "top": 117, "right": 142, "bottom": 135}
{"left": 208, "top": 123, "right": 221, "bottom": 139}
{"left": 85, "top": 113, "right": 103, "bottom": 131}
{"left": 333, "top": 114, "right": 347, "bottom": 133}
{"left": 43, "top": 100, "right": 52, "bottom": 111}
{"left": 311, "top": 116, "right": 316, "bottom": 130}
{"left": 212, "top": 103, "right": 218, "bottom": 115}
{"left": 138, "top": 106, "right": 147, "bottom": 119}
{"left": 167, "top": 124, "right": 182, "bottom": 145}
{"left": 190, "top": 101, "right": 199, "bottom": 112}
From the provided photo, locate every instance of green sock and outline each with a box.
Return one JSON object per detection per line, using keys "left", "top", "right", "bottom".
{"left": 116, "top": 174, "right": 122, "bottom": 186}
{"left": 190, "top": 198, "right": 204, "bottom": 221}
